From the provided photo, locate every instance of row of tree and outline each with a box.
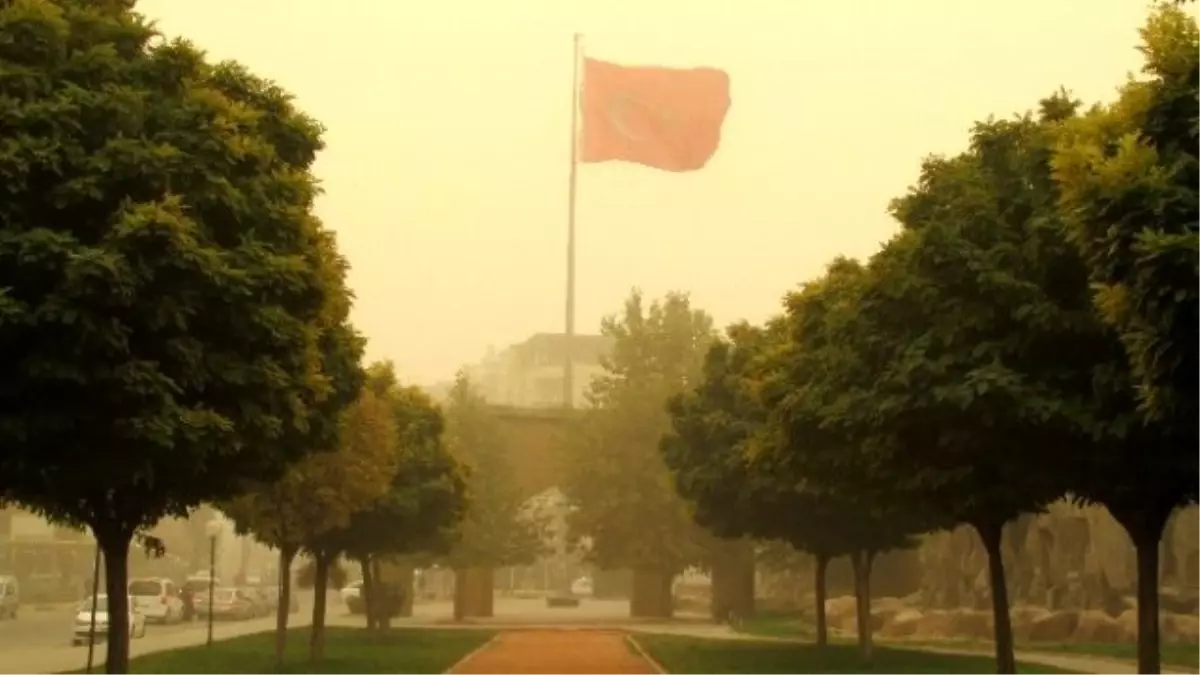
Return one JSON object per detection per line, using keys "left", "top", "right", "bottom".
{"left": 220, "top": 369, "right": 544, "bottom": 666}
{"left": 0, "top": 3, "right": 539, "bottom": 672}
{"left": 656, "top": 7, "right": 1196, "bottom": 675}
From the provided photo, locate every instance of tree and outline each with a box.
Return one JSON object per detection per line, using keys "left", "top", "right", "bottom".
{"left": 562, "top": 290, "right": 716, "bottom": 618}
{"left": 798, "top": 71, "right": 1192, "bottom": 674}
{"left": 223, "top": 385, "right": 396, "bottom": 663}
{"left": 0, "top": 4, "right": 355, "bottom": 671}
{"left": 439, "top": 373, "right": 544, "bottom": 617}
{"left": 324, "top": 363, "right": 468, "bottom": 631}
{"left": 665, "top": 318, "right": 923, "bottom": 654}
{"left": 1051, "top": 9, "right": 1199, "bottom": 671}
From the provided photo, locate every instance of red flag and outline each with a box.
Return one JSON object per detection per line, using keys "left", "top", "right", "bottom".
{"left": 579, "top": 57, "right": 731, "bottom": 172}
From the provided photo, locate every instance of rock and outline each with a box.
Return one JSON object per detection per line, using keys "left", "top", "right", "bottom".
{"left": 871, "top": 596, "right": 907, "bottom": 627}
{"left": 1012, "top": 605, "right": 1053, "bottom": 641}
{"left": 1163, "top": 613, "right": 1200, "bottom": 645}
{"left": 825, "top": 595, "right": 857, "bottom": 630}
{"left": 913, "top": 609, "right": 958, "bottom": 640}
{"left": 880, "top": 609, "right": 924, "bottom": 638}
{"left": 950, "top": 608, "right": 994, "bottom": 640}
{"left": 1116, "top": 609, "right": 1139, "bottom": 643}
{"left": 909, "top": 608, "right": 993, "bottom": 640}
{"left": 1029, "top": 610, "right": 1081, "bottom": 642}
{"left": 1073, "top": 610, "right": 1123, "bottom": 643}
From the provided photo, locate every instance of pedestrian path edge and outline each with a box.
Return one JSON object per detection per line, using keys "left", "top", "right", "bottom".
{"left": 624, "top": 634, "right": 672, "bottom": 667}
{"left": 441, "top": 629, "right": 501, "bottom": 672}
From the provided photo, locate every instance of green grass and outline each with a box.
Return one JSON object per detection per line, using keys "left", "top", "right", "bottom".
{"left": 737, "top": 611, "right": 825, "bottom": 640}
{"left": 634, "top": 634, "right": 1078, "bottom": 674}
{"left": 990, "top": 640, "right": 1198, "bottom": 670}
{"left": 86, "top": 627, "right": 495, "bottom": 674}
{"left": 734, "top": 612, "right": 1199, "bottom": 670}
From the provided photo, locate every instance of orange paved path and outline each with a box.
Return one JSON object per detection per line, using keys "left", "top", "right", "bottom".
{"left": 448, "top": 629, "right": 659, "bottom": 674}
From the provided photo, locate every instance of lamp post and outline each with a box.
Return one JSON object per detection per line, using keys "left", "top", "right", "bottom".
{"left": 84, "top": 542, "right": 101, "bottom": 674}
{"left": 205, "top": 519, "right": 222, "bottom": 647}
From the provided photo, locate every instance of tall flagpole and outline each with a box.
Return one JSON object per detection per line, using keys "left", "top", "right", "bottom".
{"left": 563, "top": 33, "right": 582, "bottom": 410}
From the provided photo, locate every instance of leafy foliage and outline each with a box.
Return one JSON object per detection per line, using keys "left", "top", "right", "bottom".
{"left": 563, "top": 290, "right": 716, "bottom": 574}
{"left": 439, "top": 374, "right": 543, "bottom": 568}
{"left": 0, "top": 4, "right": 359, "bottom": 670}
{"left": 1052, "top": 3, "right": 1198, "bottom": 455}
{"left": 325, "top": 362, "right": 469, "bottom": 562}
{"left": 665, "top": 319, "right": 921, "bottom": 561}
{"left": 222, "top": 387, "right": 397, "bottom": 556}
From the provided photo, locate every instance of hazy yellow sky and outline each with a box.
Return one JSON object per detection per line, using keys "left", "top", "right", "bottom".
{"left": 138, "top": 0, "right": 1155, "bottom": 386}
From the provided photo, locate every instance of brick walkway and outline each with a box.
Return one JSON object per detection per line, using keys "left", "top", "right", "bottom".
{"left": 447, "top": 630, "right": 660, "bottom": 674}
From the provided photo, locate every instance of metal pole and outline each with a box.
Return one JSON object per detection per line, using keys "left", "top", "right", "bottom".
{"left": 206, "top": 536, "right": 215, "bottom": 646}
{"left": 85, "top": 542, "right": 100, "bottom": 674}
{"left": 563, "top": 32, "right": 582, "bottom": 409}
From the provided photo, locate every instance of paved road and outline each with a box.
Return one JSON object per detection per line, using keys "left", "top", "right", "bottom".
{"left": 0, "top": 592, "right": 335, "bottom": 674}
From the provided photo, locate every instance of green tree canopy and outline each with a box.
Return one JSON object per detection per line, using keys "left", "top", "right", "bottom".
{"left": 664, "top": 318, "right": 916, "bottom": 562}
{"left": 562, "top": 290, "right": 715, "bottom": 616}
{"left": 1053, "top": 4, "right": 1198, "bottom": 443}
{"left": 331, "top": 366, "right": 467, "bottom": 563}
{"left": 0, "top": 4, "right": 358, "bottom": 670}
{"left": 439, "top": 373, "right": 543, "bottom": 569}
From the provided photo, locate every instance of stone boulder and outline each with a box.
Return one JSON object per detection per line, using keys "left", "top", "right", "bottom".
{"left": 1163, "top": 613, "right": 1200, "bottom": 645}
{"left": 825, "top": 595, "right": 858, "bottom": 632}
{"left": 1011, "top": 605, "right": 1053, "bottom": 641}
{"left": 1073, "top": 610, "right": 1123, "bottom": 643}
{"left": 911, "top": 608, "right": 992, "bottom": 640}
{"left": 880, "top": 609, "right": 924, "bottom": 638}
{"left": 1028, "top": 610, "right": 1081, "bottom": 642}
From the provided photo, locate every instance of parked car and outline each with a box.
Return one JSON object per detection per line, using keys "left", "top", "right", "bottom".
{"left": 182, "top": 574, "right": 222, "bottom": 596}
{"left": 127, "top": 577, "right": 183, "bottom": 624}
{"left": 341, "top": 580, "right": 364, "bottom": 614}
{"left": 196, "top": 587, "right": 257, "bottom": 621}
{"left": 0, "top": 575, "right": 18, "bottom": 620}
{"left": 237, "top": 586, "right": 272, "bottom": 618}
{"left": 72, "top": 595, "right": 146, "bottom": 646}
{"left": 570, "top": 576, "right": 594, "bottom": 597}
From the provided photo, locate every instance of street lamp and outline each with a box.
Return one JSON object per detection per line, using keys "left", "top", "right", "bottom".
{"left": 205, "top": 518, "right": 222, "bottom": 647}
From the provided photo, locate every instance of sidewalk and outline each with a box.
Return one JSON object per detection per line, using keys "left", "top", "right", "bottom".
{"left": 446, "top": 630, "right": 659, "bottom": 674}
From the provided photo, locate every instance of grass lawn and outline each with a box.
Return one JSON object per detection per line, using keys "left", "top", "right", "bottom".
{"left": 96, "top": 627, "right": 494, "bottom": 674}
{"left": 634, "top": 634, "right": 1078, "bottom": 674}
{"left": 1005, "top": 640, "right": 1199, "bottom": 670}
{"left": 736, "top": 612, "right": 1199, "bottom": 670}
{"left": 737, "top": 611, "right": 825, "bottom": 640}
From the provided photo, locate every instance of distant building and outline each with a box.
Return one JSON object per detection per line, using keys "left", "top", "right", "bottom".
{"left": 459, "top": 332, "right": 611, "bottom": 408}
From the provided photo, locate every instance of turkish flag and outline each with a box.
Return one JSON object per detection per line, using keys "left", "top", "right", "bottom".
{"left": 579, "top": 57, "right": 731, "bottom": 172}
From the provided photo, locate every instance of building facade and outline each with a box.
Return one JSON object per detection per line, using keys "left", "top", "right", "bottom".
{"left": 459, "top": 333, "right": 611, "bottom": 408}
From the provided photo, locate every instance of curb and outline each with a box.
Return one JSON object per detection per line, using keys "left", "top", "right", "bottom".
{"left": 442, "top": 632, "right": 503, "bottom": 674}
{"left": 625, "top": 633, "right": 667, "bottom": 674}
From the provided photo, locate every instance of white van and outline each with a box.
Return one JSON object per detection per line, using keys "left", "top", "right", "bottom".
{"left": 127, "top": 577, "right": 182, "bottom": 624}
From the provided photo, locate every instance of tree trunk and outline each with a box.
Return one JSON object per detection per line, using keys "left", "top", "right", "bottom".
{"left": 274, "top": 547, "right": 295, "bottom": 668}
{"left": 1134, "top": 528, "right": 1162, "bottom": 675}
{"left": 97, "top": 529, "right": 132, "bottom": 674}
{"left": 373, "top": 558, "right": 399, "bottom": 627}
{"left": 360, "top": 556, "right": 376, "bottom": 631}
{"left": 1110, "top": 505, "right": 1172, "bottom": 675}
{"left": 850, "top": 549, "right": 875, "bottom": 663}
{"left": 392, "top": 563, "right": 415, "bottom": 618}
{"left": 975, "top": 521, "right": 1016, "bottom": 674}
{"left": 309, "top": 553, "right": 330, "bottom": 663}
{"left": 630, "top": 568, "right": 674, "bottom": 618}
{"left": 814, "top": 553, "right": 829, "bottom": 649}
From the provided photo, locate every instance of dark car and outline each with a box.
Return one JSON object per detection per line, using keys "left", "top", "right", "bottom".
{"left": 195, "top": 587, "right": 256, "bottom": 621}
{"left": 237, "top": 587, "right": 271, "bottom": 618}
